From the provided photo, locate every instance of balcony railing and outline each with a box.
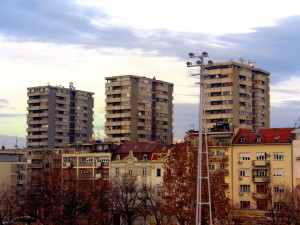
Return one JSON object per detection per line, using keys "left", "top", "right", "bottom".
{"left": 252, "top": 160, "right": 270, "bottom": 167}
{"left": 252, "top": 192, "right": 271, "bottom": 199}
{"left": 253, "top": 176, "right": 270, "bottom": 183}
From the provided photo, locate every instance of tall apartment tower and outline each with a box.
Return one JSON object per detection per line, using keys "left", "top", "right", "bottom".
{"left": 105, "top": 75, "right": 173, "bottom": 144}
{"left": 203, "top": 61, "right": 270, "bottom": 132}
{"left": 27, "top": 83, "right": 94, "bottom": 148}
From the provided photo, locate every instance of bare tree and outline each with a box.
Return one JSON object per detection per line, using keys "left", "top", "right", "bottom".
{"left": 142, "top": 185, "right": 166, "bottom": 225}
{"left": 23, "top": 171, "right": 110, "bottom": 225}
{"left": 107, "top": 175, "right": 147, "bottom": 225}
{"left": 0, "top": 185, "right": 23, "bottom": 225}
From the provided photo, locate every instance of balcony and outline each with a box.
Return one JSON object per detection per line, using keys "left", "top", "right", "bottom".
{"left": 252, "top": 192, "right": 271, "bottom": 200}
{"left": 252, "top": 160, "right": 270, "bottom": 167}
{"left": 253, "top": 176, "right": 270, "bottom": 183}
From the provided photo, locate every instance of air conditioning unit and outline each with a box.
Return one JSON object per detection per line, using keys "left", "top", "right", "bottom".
{"left": 96, "top": 162, "right": 102, "bottom": 167}
{"left": 239, "top": 176, "right": 243, "bottom": 180}
{"left": 238, "top": 161, "right": 243, "bottom": 164}
{"left": 95, "top": 174, "right": 102, "bottom": 179}
{"left": 239, "top": 192, "right": 244, "bottom": 196}
{"left": 66, "top": 162, "right": 72, "bottom": 168}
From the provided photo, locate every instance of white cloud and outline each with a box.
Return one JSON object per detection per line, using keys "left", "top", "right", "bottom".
{"left": 75, "top": 0, "right": 300, "bottom": 35}
{"left": 270, "top": 74, "right": 300, "bottom": 105}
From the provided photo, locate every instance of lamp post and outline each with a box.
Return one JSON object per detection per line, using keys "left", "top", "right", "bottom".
{"left": 186, "top": 52, "right": 213, "bottom": 225}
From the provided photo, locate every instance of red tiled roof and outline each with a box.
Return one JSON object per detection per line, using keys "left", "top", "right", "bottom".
{"left": 112, "top": 143, "right": 170, "bottom": 160}
{"left": 232, "top": 128, "right": 294, "bottom": 144}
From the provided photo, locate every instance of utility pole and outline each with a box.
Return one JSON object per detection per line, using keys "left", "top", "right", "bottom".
{"left": 186, "top": 52, "right": 213, "bottom": 225}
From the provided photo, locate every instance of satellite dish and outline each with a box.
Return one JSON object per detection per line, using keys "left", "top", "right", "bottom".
{"left": 208, "top": 60, "right": 213, "bottom": 65}
{"left": 186, "top": 62, "right": 192, "bottom": 66}
{"left": 202, "top": 52, "right": 208, "bottom": 57}
{"left": 189, "top": 52, "right": 194, "bottom": 57}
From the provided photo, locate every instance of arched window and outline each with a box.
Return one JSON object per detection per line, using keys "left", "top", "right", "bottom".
{"left": 143, "top": 154, "right": 148, "bottom": 161}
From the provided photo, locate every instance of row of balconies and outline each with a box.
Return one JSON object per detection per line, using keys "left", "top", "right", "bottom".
{"left": 63, "top": 161, "right": 109, "bottom": 168}
{"left": 237, "top": 160, "right": 270, "bottom": 167}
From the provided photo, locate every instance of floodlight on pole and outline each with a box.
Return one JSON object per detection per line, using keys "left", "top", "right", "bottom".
{"left": 186, "top": 51, "right": 213, "bottom": 225}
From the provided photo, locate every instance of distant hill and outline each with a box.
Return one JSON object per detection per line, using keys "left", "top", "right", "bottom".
{"left": 0, "top": 135, "right": 26, "bottom": 150}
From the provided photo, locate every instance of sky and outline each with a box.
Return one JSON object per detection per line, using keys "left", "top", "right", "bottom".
{"left": 1, "top": 0, "right": 300, "bottom": 147}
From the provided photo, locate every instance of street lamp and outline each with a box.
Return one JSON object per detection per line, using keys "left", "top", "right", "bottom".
{"left": 186, "top": 51, "right": 213, "bottom": 225}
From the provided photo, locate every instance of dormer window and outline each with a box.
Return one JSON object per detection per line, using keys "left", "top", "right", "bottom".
{"left": 143, "top": 154, "right": 148, "bottom": 161}
{"left": 257, "top": 137, "right": 262, "bottom": 142}
{"left": 240, "top": 137, "right": 246, "bottom": 143}
{"left": 116, "top": 155, "right": 120, "bottom": 160}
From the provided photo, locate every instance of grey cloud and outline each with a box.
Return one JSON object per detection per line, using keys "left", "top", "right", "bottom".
{"left": 0, "top": 99, "right": 9, "bottom": 108}
{"left": 1, "top": 1, "right": 299, "bottom": 86}
{"left": 271, "top": 101, "right": 300, "bottom": 128}
{"left": 0, "top": 0, "right": 137, "bottom": 46}
{"left": 0, "top": 113, "right": 26, "bottom": 117}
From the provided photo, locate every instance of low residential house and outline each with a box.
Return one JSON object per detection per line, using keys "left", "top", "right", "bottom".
{"left": 231, "top": 128, "right": 294, "bottom": 214}
{"left": 110, "top": 143, "right": 172, "bottom": 187}
{"left": 0, "top": 150, "right": 27, "bottom": 195}
{"left": 62, "top": 152, "right": 111, "bottom": 180}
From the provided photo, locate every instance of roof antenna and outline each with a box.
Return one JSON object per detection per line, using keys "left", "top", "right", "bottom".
{"left": 295, "top": 117, "right": 300, "bottom": 128}
{"left": 15, "top": 136, "right": 18, "bottom": 149}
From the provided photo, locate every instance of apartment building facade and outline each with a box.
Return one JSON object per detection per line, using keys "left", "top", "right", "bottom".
{"left": 0, "top": 151, "right": 27, "bottom": 195}
{"left": 231, "top": 128, "right": 294, "bottom": 213}
{"left": 203, "top": 61, "right": 270, "bottom": 132}
{"left": 62, "top": 152, "right": 111, "bottom": 180}
{"left": 27, "top": 83, "right": 94, "bottom": 148}
{"left": 105, "top": 75, "right": 173, "bottom": 144}
{"left": 110, "top": 143, "right": 171, "bottom": 186}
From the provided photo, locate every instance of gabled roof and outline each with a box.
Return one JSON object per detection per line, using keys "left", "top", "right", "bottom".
{"left": 232, "top": 128, "right": 295, "bottom": 144}
{"left": 112, "top": 143, "right": 171, "bottom": 160}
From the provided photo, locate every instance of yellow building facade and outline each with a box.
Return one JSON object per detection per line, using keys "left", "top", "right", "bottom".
{"left": 230, "top": 128, "right": 294, "bottom": 212}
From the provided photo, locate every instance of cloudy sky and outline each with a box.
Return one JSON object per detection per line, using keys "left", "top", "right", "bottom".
{"left": 1, "top": 0, "right": 300, "bottom": 145}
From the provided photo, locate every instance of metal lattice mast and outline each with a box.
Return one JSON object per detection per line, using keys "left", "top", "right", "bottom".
{"left": 186, "top": 52, "right": 213, "bottom": 225}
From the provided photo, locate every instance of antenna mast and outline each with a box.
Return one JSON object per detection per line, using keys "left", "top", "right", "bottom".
{"left": 186, "top": 52, "right": 213, "bottom": 225}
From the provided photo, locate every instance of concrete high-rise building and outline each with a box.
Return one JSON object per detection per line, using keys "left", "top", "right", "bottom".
{"left": 104, "top": 75, "right": 173, "bottom": 144}
{"left": 203, "top": 61, "right": 270, "bottom": 132}
{"left": 27, "top": 83, "right": 94, "bottom": 148}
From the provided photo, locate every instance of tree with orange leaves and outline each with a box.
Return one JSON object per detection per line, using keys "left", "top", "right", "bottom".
{"left": 163, "top": 132, "right": 231, "bottom": 225}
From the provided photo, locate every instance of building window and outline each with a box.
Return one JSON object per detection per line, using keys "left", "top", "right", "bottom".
{"left": 156, "top": 168, "right": 161, "bottom": 177}
{"left": 274, "top": 152, "right": 284, "bottom": 161}
{"left": 256, "top": 153, "right": 266, "bottom": 160}
{"left": 209, "top": 164, "right": 215, "bottom": 170}
{"left": 257, "top": 137, "right": 262, "bottom": 142}
{"left": 128, "top": 168, "right": 133, "bottom": 176}
{"left": 143, "top": 154, "right": 148, "bottom": 161}
{"left": 256, "top": 185, "right": 268, "bottom": 193}
{"left": 115, "top": 168, "right": 120, "bottom": 176}
{"left": 240, "top": 169, "right": 250, "bottom": 177}
{"left": 274, "top": 202, "right": 283, "bottom": 210}
{"left": 257, "top": 200, "right": 268, "bottom": 210}
{"left": 116, "top": 155, "right": 120, "bottom": 160}
{"left": 142, "top": 167, "right": 147, "bottom": 176}
{"left": 217, "top": 150, "right": 225, "bottom": 156}
{"left": 240, "top": 153, "right": 250, "bottom": 160}
{"left": 273, "top": 168, "right": 284, "bottom": 177}
{"left": 240, "top": 201, "right": 250, "bottom": 209}
{"left": 257, "top": 169, "right": 266, "bottom": 177}
{"left": 274, "top": 185, "right": 285, "bottom": 194}
{"left": 240, "top": 185, "right": 250, "bottom": 193}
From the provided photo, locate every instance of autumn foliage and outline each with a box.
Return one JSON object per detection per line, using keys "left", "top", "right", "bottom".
{"left": 163, "top": 135, "right": 231, "bottom": 225}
